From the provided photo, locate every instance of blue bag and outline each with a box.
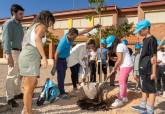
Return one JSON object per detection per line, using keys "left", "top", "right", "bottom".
{"left": 37, "top": 78, "right": 60, "bottom": 106}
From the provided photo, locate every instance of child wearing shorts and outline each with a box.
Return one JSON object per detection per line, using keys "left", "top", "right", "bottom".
{"left": 132, "top": 20, "right": 157, "bottom": 114}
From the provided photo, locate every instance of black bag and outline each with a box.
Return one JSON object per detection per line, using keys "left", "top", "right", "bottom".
{"left": 139, "top": 55, "right": 152, "bottom": 75}
{"left": 139, "top": 38, "right": 154, "bottom": 75}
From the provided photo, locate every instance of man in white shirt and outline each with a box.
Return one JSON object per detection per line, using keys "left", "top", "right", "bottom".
{"left": 157, "top": 46, "right": 165, "bottom": 97}
{"left": 67, "top": 39, "right": 96, "bottom": 90}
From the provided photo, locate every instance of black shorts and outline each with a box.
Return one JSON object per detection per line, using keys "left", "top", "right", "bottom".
{"left": 140, "top": 75, "right": 156, "bottom": 93}
{"left": 98, "top": 62, "right": 107, "bottom": 75}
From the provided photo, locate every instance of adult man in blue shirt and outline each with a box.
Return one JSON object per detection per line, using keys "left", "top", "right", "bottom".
{"left": 53, "top": 25, "right": 100, "bottom": 99}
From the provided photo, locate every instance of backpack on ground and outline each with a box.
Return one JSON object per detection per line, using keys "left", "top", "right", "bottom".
{"left": 36, "top": 78, "right": 60, "bottom": 106}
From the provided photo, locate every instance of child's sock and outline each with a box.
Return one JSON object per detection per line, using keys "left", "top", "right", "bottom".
{"left": 146, "top": 105, "right": 154, "bottom": 114}
{"left": 139, "top": 99, "right": 147, "bottom": 108}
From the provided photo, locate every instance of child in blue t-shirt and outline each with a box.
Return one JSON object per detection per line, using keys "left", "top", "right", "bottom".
{"left": 97, "top": 39, "right": 108, "bottom": 81}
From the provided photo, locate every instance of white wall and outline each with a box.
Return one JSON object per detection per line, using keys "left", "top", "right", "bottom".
{"left": 145, "top": 11, "right": 165, "bottom": 23}
{"left": 73, "top": 18, "right": 88, "bottom": 28}
{"left": 54, "top": 20, "right": 68, "bottom": 29}
{"left": 118, "top": 16, "right": 138, "bottom": 25}
{"left": 94, "top": 16, "right": 113, "bottom": 26}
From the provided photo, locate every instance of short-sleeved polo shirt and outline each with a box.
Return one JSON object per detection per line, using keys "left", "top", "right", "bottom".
{"left": 56, "top": 33, "right": 73, "bottom": 58}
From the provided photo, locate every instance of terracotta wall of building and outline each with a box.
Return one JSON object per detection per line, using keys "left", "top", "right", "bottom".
{"left": 151, "top": 23, "right": 165, "bottom": 39}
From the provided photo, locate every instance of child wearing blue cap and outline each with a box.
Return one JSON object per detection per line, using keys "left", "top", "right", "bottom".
{"left": 132, "top": 20, "right": 157, "bottom": 114}
{"left": 132, "top": 43, "right": 142, "bottom": 91}
{"left": 97, "top": 39, "right": 108, "bottom": 81}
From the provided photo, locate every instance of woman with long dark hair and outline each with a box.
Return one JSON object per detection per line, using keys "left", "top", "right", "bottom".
{"left": 19, "top": 10, "right": 55, "bottom": 114}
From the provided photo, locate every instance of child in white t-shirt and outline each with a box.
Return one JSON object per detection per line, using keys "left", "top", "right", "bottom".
{"left": 111, "top": 39, "right": 133, "bottom": 107}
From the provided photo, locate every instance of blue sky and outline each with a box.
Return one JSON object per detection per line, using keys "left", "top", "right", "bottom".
{"left": 0, "top": 0, "right": 148, "bottom": 19}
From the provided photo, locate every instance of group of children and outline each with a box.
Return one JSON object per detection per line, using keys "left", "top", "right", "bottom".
{"left": 67, "top": 20, "right": 165, "bottom": 114}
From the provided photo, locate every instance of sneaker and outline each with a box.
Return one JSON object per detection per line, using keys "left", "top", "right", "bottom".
{"left": 111, "top": 99, "right": 124, "bottom": 107}
{"left": 80, "top": 82, "right": 85, "bottom": 87}
{"left": 60, "top": 94, "right": 70, "bottom": 100}
{"left": 156, "top": 91, "right": 162, "bottom": 96}
{"left": 162, "top": 91, "right": 165, "bottom": 97}
{"left": 7, "top": 99, "right": 19, "bottom": 108}
{"left": 122, "top": 97, "right": 128, "bottom": 103}
{"left": 14, "top": 93, "right": 23, "bottom": 99}
{"left": 132, "top": 105, "right": 146, "bottom": 113}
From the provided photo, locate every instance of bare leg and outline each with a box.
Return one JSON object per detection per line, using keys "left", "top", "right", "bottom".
{"left": 147, "top": 93, "right": 156, "bottom": 107}
{"left": 22, "top": 76, "right": 37, "bottom": 114}
{"left": 104, "top": 74, "right": 107, "bottom": 81}
{"left": 142, "top": 92, "right": 148, "bottom": 102}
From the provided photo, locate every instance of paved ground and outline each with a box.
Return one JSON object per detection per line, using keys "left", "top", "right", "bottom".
{"left": 0, "top": 64, "right": 165, "bottom": 114}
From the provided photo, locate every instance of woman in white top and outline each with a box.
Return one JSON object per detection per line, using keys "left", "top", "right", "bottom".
{"left": 110, "top": 38, "right": 133, "bottom": 107}
{"left": 67, "top": 39, "right": 96, "bottom": 90}
{"left": 19, "top": 11, "right": 55, "bottom": 114}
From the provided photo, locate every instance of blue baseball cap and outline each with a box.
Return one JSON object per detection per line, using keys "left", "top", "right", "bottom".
{"left": 157, "top": 40, "right": 161, "bottom": 46}
{"left": 135, "top": 43, "right": 142, "bottom": 49}
{"left": 106, "top": 35, "right": 115, "bottom": 48}
{"left": 122, "top": 39, "right": 128, "bottom": 45}
{"left": 133, "top": 20, "right": 151, "bottom": 34}
{"left": 100, "top": 38, "right": 107, "bottom": 45}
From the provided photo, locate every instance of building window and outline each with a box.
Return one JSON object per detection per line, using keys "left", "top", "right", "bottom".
{"left": 73, "top": 19, "right": 88, "bottom": 28}
{"left": 94, "top": 16, "right": 113, "bottom": 26}
{"left": 145, "top": 11, "right": 165, "bottom": 23}
{"left": 73, "top": 19, "right": 80, "bottom": 28}
{"left": 119, "top": 16, "right": 138, "bottom": 25}
{"left": 80, "top": 19, "right": 88, "bottom": 27}
{"left": 54, "top": 20, "right": 68, "bottom": 29}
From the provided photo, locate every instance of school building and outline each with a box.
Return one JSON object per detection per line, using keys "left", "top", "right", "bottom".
{"left": 0, "top": 0, "right": 165, "bottom": 60}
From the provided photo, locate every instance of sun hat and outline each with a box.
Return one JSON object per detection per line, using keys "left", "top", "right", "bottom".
{"left": 133, "top": 20, "right": 151, "bottom": 34}
{"left": 106, "top": 35, "right": 115, "bottom": 48}
{"left": 122, "top": 39, "right": 128, "bottom": 45}
{"left": 100, "top": 38, "right": 107, "bottom": 45}
{"left": 135, "top": 43, "right": 142, "bottom": 49}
